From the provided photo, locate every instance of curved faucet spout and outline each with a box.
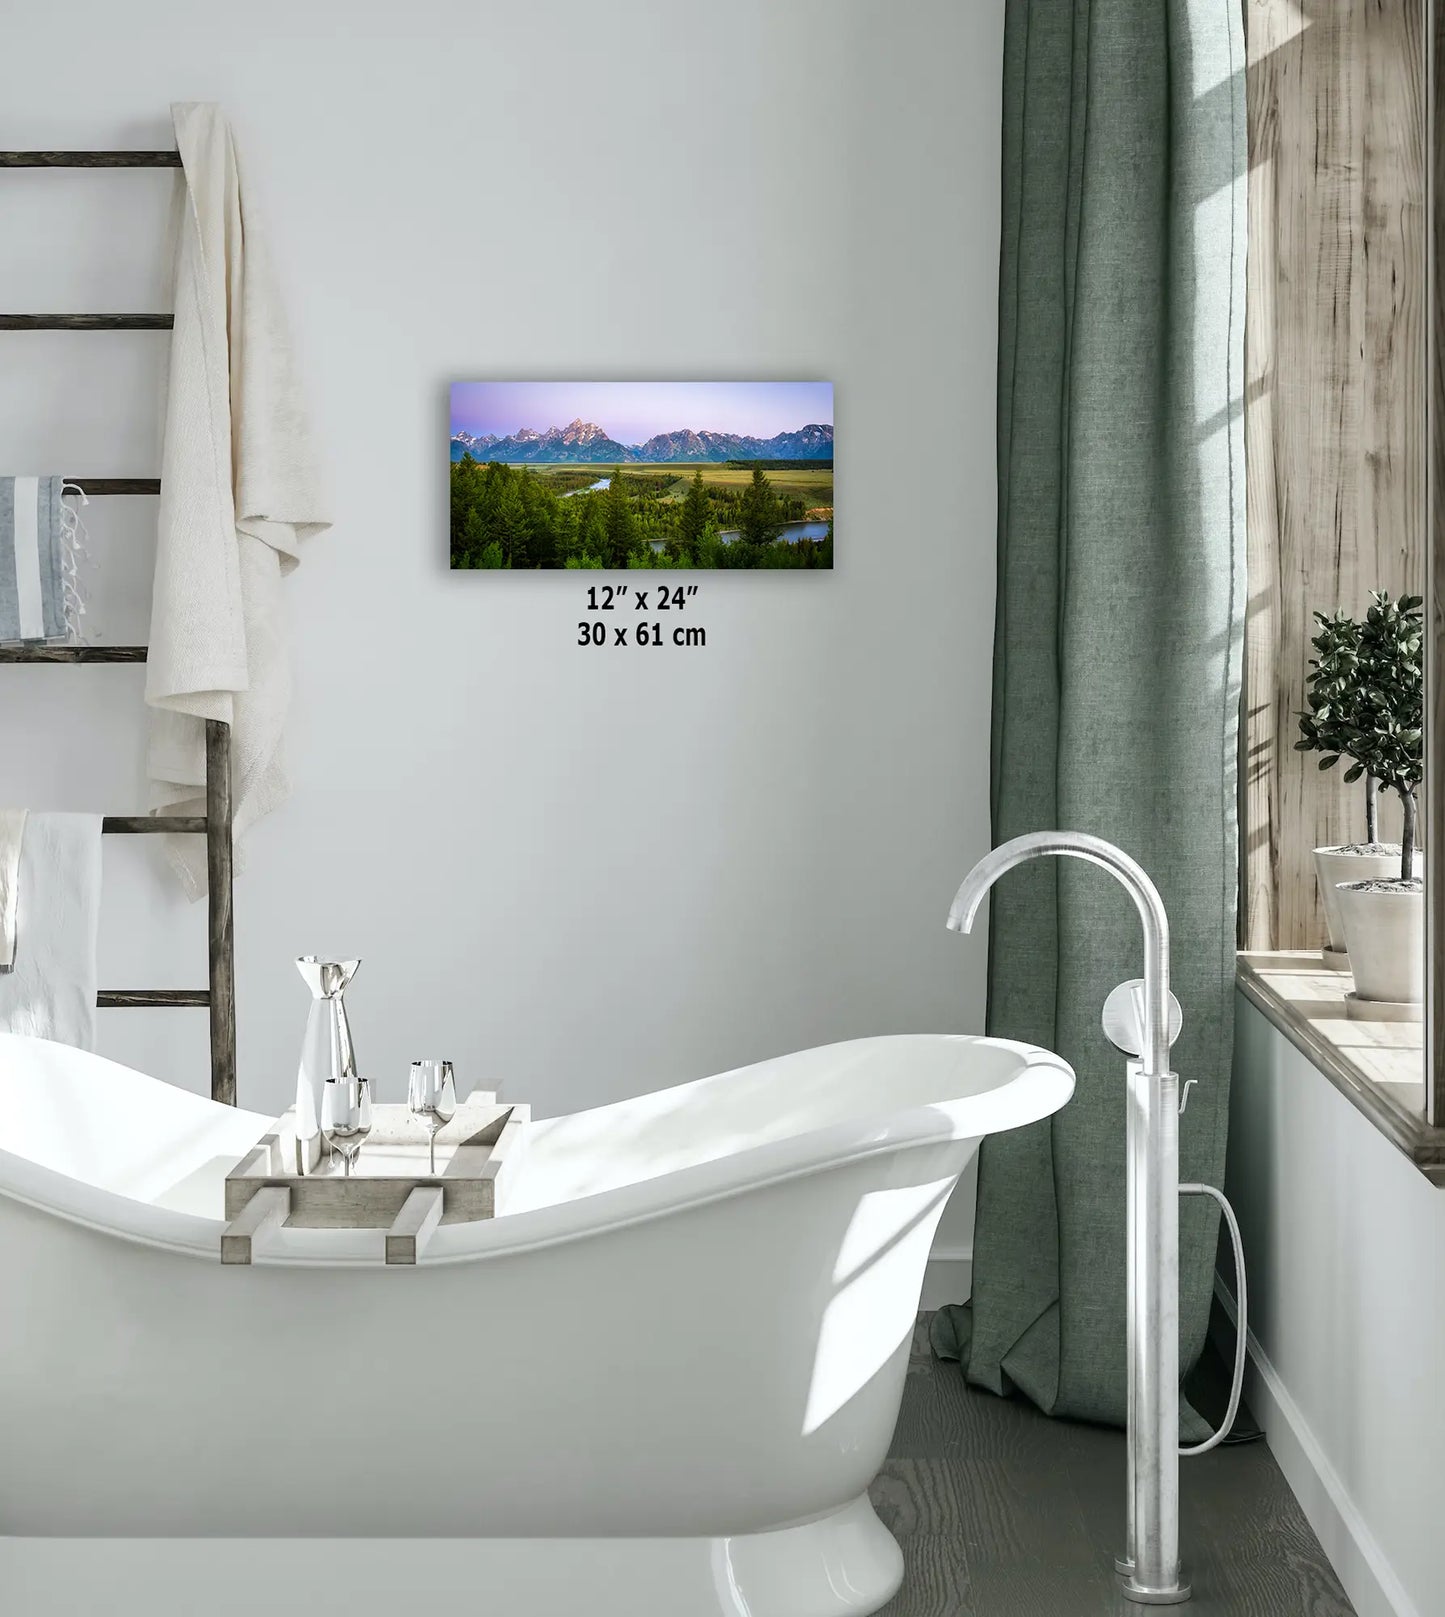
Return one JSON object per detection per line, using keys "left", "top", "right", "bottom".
{"left": 951, "top": 831, "right": 1189, "bottom": 1601}
{"left": 947, "top": 830, "right": 1173, "bottom": 1076}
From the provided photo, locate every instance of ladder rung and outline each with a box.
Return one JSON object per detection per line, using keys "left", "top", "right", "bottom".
{"left": 0, "top": 314, "right": 172, "bottom": 330}
{"left": 69, "top": 479, "right": 160, "bottom": 496}
{"left": 0, "top": 645, "right": 147, "bottom": 662}
{"left": 103, "top": 817, "right": 206, "bottom": 835}
{"left": 98, "top": 990, "right": 209, "bottom": 1008}
{"left": 0, "top": 151, "right": 181, "bottom": 168}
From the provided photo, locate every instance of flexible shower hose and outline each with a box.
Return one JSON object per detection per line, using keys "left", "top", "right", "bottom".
{"left": 1178, "top": 1182, "right": 1248, "bottom": 1456}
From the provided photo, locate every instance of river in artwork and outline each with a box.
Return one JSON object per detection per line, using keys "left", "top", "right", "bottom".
{"left": 718, "top": 520, "right": 830, "bottom": 545}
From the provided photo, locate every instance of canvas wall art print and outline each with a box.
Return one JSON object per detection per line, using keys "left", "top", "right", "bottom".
{"left": 450, "top": 381, "right": 833, "bottom": 570}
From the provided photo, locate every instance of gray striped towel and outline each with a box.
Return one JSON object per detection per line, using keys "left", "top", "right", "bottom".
{"left": 0, "top": 476, "right": 84, "bottom": 645}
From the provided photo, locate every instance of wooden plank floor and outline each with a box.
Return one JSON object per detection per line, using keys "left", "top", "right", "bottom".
{"left": 871, "top": 1319, "right": 1355, "bottom": 1616}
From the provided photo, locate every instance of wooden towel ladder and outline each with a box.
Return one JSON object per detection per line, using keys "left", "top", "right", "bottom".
{"left": 0, "top": 147, "right": 236, "bottom": 1106}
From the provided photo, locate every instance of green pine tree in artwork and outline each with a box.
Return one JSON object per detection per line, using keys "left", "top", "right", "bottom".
{"left": 604, "top": 468, "right": 635, "bottom": 568}
{"left": 580, "top": 498, "right": 607, "bottom": 564}
{"left": 526, "top": 490, "right": 558, "bottom": 568}
{"left": 460, "top": 506, "right": 487, "bottom": 566}
{"left": 554, "top": 501, "right": 581, "bottom": 566}
{"left": 737, "top": 465, "right": 783, "bottom": 551}
{"left": 696, "top": 525, "right": 722, "bottom": 569}
{"left": 496, "top": 478, "right": 529, "bottom": 567}
{"left": 678, "top": 468, "right": 709, "bottom": 563}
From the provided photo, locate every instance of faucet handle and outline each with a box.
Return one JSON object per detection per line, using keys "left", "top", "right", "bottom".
{"left": 1101, "top": 978, "right": 1184, "bottom": 1058}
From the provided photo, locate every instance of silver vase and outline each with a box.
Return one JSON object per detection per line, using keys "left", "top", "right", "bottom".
{"left": 294, "top": 957, "right": 360, "bottom": 1173}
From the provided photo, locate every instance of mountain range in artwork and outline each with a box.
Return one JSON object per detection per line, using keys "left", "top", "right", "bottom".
{"left": 451, "top": 418, "right": 834, "bottom": 465}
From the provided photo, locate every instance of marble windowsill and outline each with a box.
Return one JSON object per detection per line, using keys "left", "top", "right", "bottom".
{"left": 1236, "top": 951, "right": 1445, "bottom": 1186}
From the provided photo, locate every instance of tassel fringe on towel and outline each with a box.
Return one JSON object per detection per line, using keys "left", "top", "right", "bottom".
{"left": 0, "top": 476, "right": 90, "bottom": 646}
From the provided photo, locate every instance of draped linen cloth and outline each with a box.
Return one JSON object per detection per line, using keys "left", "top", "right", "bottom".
{"left": 0, "top": 808, "right": 25, "bottom": 970}
{"left": 933, "top": 0, "right": 1247, "bottom": 1439}
{"left": 0, "top": 814, "right": 102, "bottom": 1049}
{"left": 146, "top": 102, "right": 330, "bottom": 897}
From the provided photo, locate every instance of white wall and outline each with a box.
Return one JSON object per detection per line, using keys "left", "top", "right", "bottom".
{"left": 1226, "top": 999, "right": 1445, "bottom": 1617}
{"left": 0, "top": 0, "right": 1001, "bottom": 1260}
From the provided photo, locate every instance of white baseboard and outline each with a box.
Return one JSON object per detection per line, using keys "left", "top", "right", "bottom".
{"left": 921, "top": 1247, "right": 972, "bottom": 1311}
{"left": 1213, "top": 1282, "right": 1417, "bottom": 1617}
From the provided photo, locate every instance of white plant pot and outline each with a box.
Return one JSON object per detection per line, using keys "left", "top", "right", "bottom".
{"left": 1335, "top": 879, "right": 1424, "bottom": 1008}
{"left": 1313, "top": 845, "right": 1403, "bottom": 953}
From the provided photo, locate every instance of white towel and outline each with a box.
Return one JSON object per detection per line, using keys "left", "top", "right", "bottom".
{"left": 0, "top": 813, "right": 101, "bottom": 1048}
{"left": 146, "top": 102, "right": 331, "bottom": 899}
{"left": 0, "top": 808, "right": 24, "bottom": 969}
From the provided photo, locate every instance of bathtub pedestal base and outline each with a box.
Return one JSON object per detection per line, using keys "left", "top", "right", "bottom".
{"left": 0, "top": 1495, "right": 905, "bottom": 1617}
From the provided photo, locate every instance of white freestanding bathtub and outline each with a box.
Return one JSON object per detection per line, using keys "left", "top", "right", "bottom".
{"left": 0, "top": 1030, "right": 1072, "bottom": 1617}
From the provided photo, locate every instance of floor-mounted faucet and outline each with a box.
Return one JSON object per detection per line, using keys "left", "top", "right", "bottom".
{"left": 949, "top": 830, "right": 1194, "bottom": 1605}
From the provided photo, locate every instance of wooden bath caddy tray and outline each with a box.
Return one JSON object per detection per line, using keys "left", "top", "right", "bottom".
{"left": 222, "top": 1090, "right": 529, "bottom": 1266}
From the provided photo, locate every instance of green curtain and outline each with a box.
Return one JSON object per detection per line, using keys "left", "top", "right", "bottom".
{"left": 932, "top": 0, "right": 1247, "bottom": 1439}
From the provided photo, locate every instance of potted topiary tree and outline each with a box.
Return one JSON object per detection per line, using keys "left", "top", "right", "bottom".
{"left": 1323, "top": 593, "right": 1425, "bottom": 1015}
{"left": 1297, "top": 608, "right": 1402, "bottom": 967}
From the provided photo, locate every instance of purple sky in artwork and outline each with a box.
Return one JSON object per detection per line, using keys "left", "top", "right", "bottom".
{"left": 450, "top": 381, "right": 833, "bottom": 445}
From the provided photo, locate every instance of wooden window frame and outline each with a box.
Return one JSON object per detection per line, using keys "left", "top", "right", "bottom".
{"left": 1243, "top": 0, "right": 1444, "bottom": 1155}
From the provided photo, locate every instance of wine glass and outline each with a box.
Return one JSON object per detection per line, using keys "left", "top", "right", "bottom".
{"left": 321, "top": 1076, "right": 373, "bottom": 1177}
{"left": 408, "top": 1059, "right": 457, "bottom": 1175}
